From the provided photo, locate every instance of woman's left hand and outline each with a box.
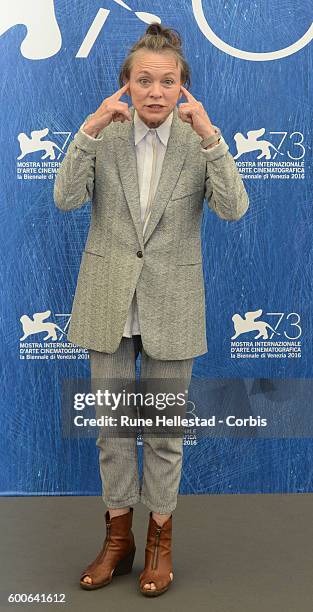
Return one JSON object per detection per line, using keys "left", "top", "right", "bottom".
{"left": 178, "top": 85, "right": 217, "bottom": 140}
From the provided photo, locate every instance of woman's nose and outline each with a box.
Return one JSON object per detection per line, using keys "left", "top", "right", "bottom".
{"left": 149, "top": 83, "right": 162, "bottom": 97}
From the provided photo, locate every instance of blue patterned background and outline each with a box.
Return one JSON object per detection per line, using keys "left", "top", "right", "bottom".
{"left": 0, "top": 1, "right": 312, "bottom": 495}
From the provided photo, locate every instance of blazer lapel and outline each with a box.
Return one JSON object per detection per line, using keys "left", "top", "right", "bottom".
{"left": 115, "top": 105, "right": 189, "bottom": 247}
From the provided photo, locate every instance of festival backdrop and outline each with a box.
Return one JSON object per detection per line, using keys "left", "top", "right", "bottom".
{"left": 1, "top": 1, "right": 312, "bottom": 496}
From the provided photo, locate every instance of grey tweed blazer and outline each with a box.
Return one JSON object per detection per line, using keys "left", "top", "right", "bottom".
{"left": 54, "top": 104, "right": 249, "bottom": 360}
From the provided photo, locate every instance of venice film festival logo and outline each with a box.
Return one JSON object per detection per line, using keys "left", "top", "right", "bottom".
{"left": 1, "top": 1, "right": 312, "bottom": 60}
{"left": 16, "top": 129, "right": 70, "bottom": 181}
{"left": 233, "top": 128, "right": 306, "bottom": 182}
{"left": 19, "top": 310, "right": 88, "bottom": 360}
{"left": 230, "top": 309, "right": 302, "bottom": 360}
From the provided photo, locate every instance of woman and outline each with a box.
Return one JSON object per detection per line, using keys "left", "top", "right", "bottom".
{"left": 54, "top": 22, "right": 249, "bottom": 597}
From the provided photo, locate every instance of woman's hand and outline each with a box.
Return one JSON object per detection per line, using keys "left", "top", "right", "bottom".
{"left": 178, "top": 85, "right": 218, "bottom": 141}
{"left": 83, "top": 82, "right": 131, "bottom": 137}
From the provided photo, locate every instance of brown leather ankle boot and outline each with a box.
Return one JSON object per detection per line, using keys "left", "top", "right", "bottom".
{"left": 80, "top": 507, "right": 136, "bottom": 590}
{"left": 139, "top": 512, "right": 173, "bottom": 596}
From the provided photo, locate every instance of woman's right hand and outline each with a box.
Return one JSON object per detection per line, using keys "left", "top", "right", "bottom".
{"left": 82, "top": 82, "right": 131, "bottom": 137}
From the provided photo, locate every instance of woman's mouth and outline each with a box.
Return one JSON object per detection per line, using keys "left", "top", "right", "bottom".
{"left": 147, "top": 105, "right": 164, "bottom": 111}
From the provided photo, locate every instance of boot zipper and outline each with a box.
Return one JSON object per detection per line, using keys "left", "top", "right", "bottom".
{"left": 152, "top": 527, "right": 162, "bottom": 569}
{"left": 103, "top": 522, "right": 111, "bottom": 557}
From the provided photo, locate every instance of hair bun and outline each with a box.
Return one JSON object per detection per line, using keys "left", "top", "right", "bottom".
{"left": 146, "top": 23, "right": 182, "bottom": 49}
{"left": 119, "top": 22, "right": 191, "bottom": 89}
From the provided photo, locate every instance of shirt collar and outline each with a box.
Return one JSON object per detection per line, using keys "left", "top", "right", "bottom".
{"left": 134, "top": 108, "right": 173, "bottom": 146}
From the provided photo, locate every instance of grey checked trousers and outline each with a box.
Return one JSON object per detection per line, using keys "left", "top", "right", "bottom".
{"left": 89, "top": 335, "right": 194, "bottom": 514}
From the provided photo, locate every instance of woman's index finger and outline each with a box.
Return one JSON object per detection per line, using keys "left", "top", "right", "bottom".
{"left": 180, "top": 85, "right": 196, "bottom": 102}
{"left": 112, "top": 82, "right": 130, "bottom": 100}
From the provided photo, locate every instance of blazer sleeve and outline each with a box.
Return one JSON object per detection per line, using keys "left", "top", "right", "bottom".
{"left": 53, "top": 113, "right": 104, "bottom": 211}
{"left": 200, "top": 126, "right": 249, "bottom": 221}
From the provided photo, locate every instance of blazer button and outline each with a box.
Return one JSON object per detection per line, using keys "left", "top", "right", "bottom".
{"left": 136, "top": 250, "right": 143, "bottom": 258}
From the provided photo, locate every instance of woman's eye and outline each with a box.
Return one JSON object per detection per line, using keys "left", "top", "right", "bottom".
{"left": 138, "top": 78, "right": 174, "bottom": 85}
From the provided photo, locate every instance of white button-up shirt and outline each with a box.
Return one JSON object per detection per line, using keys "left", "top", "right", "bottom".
{"left": 122, "top": 109, "right": 173, "bottom": 337}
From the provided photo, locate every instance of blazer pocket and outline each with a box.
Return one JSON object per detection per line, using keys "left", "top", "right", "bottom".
{"left": 171, "top": 185, "right": 203, "bottom": 201}
{"left": 176, "top": 259, "right": 202, "bottom": 266}
{"left": 176, "top": 243, "right": 203, "bottom": 266}
{"left": 83, "top": 248, "right": 105, "bottom": 258}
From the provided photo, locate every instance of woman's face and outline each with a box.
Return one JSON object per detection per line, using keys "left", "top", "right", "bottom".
{"left": 127, "top": 49, "right": 183, "bottom": 128}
